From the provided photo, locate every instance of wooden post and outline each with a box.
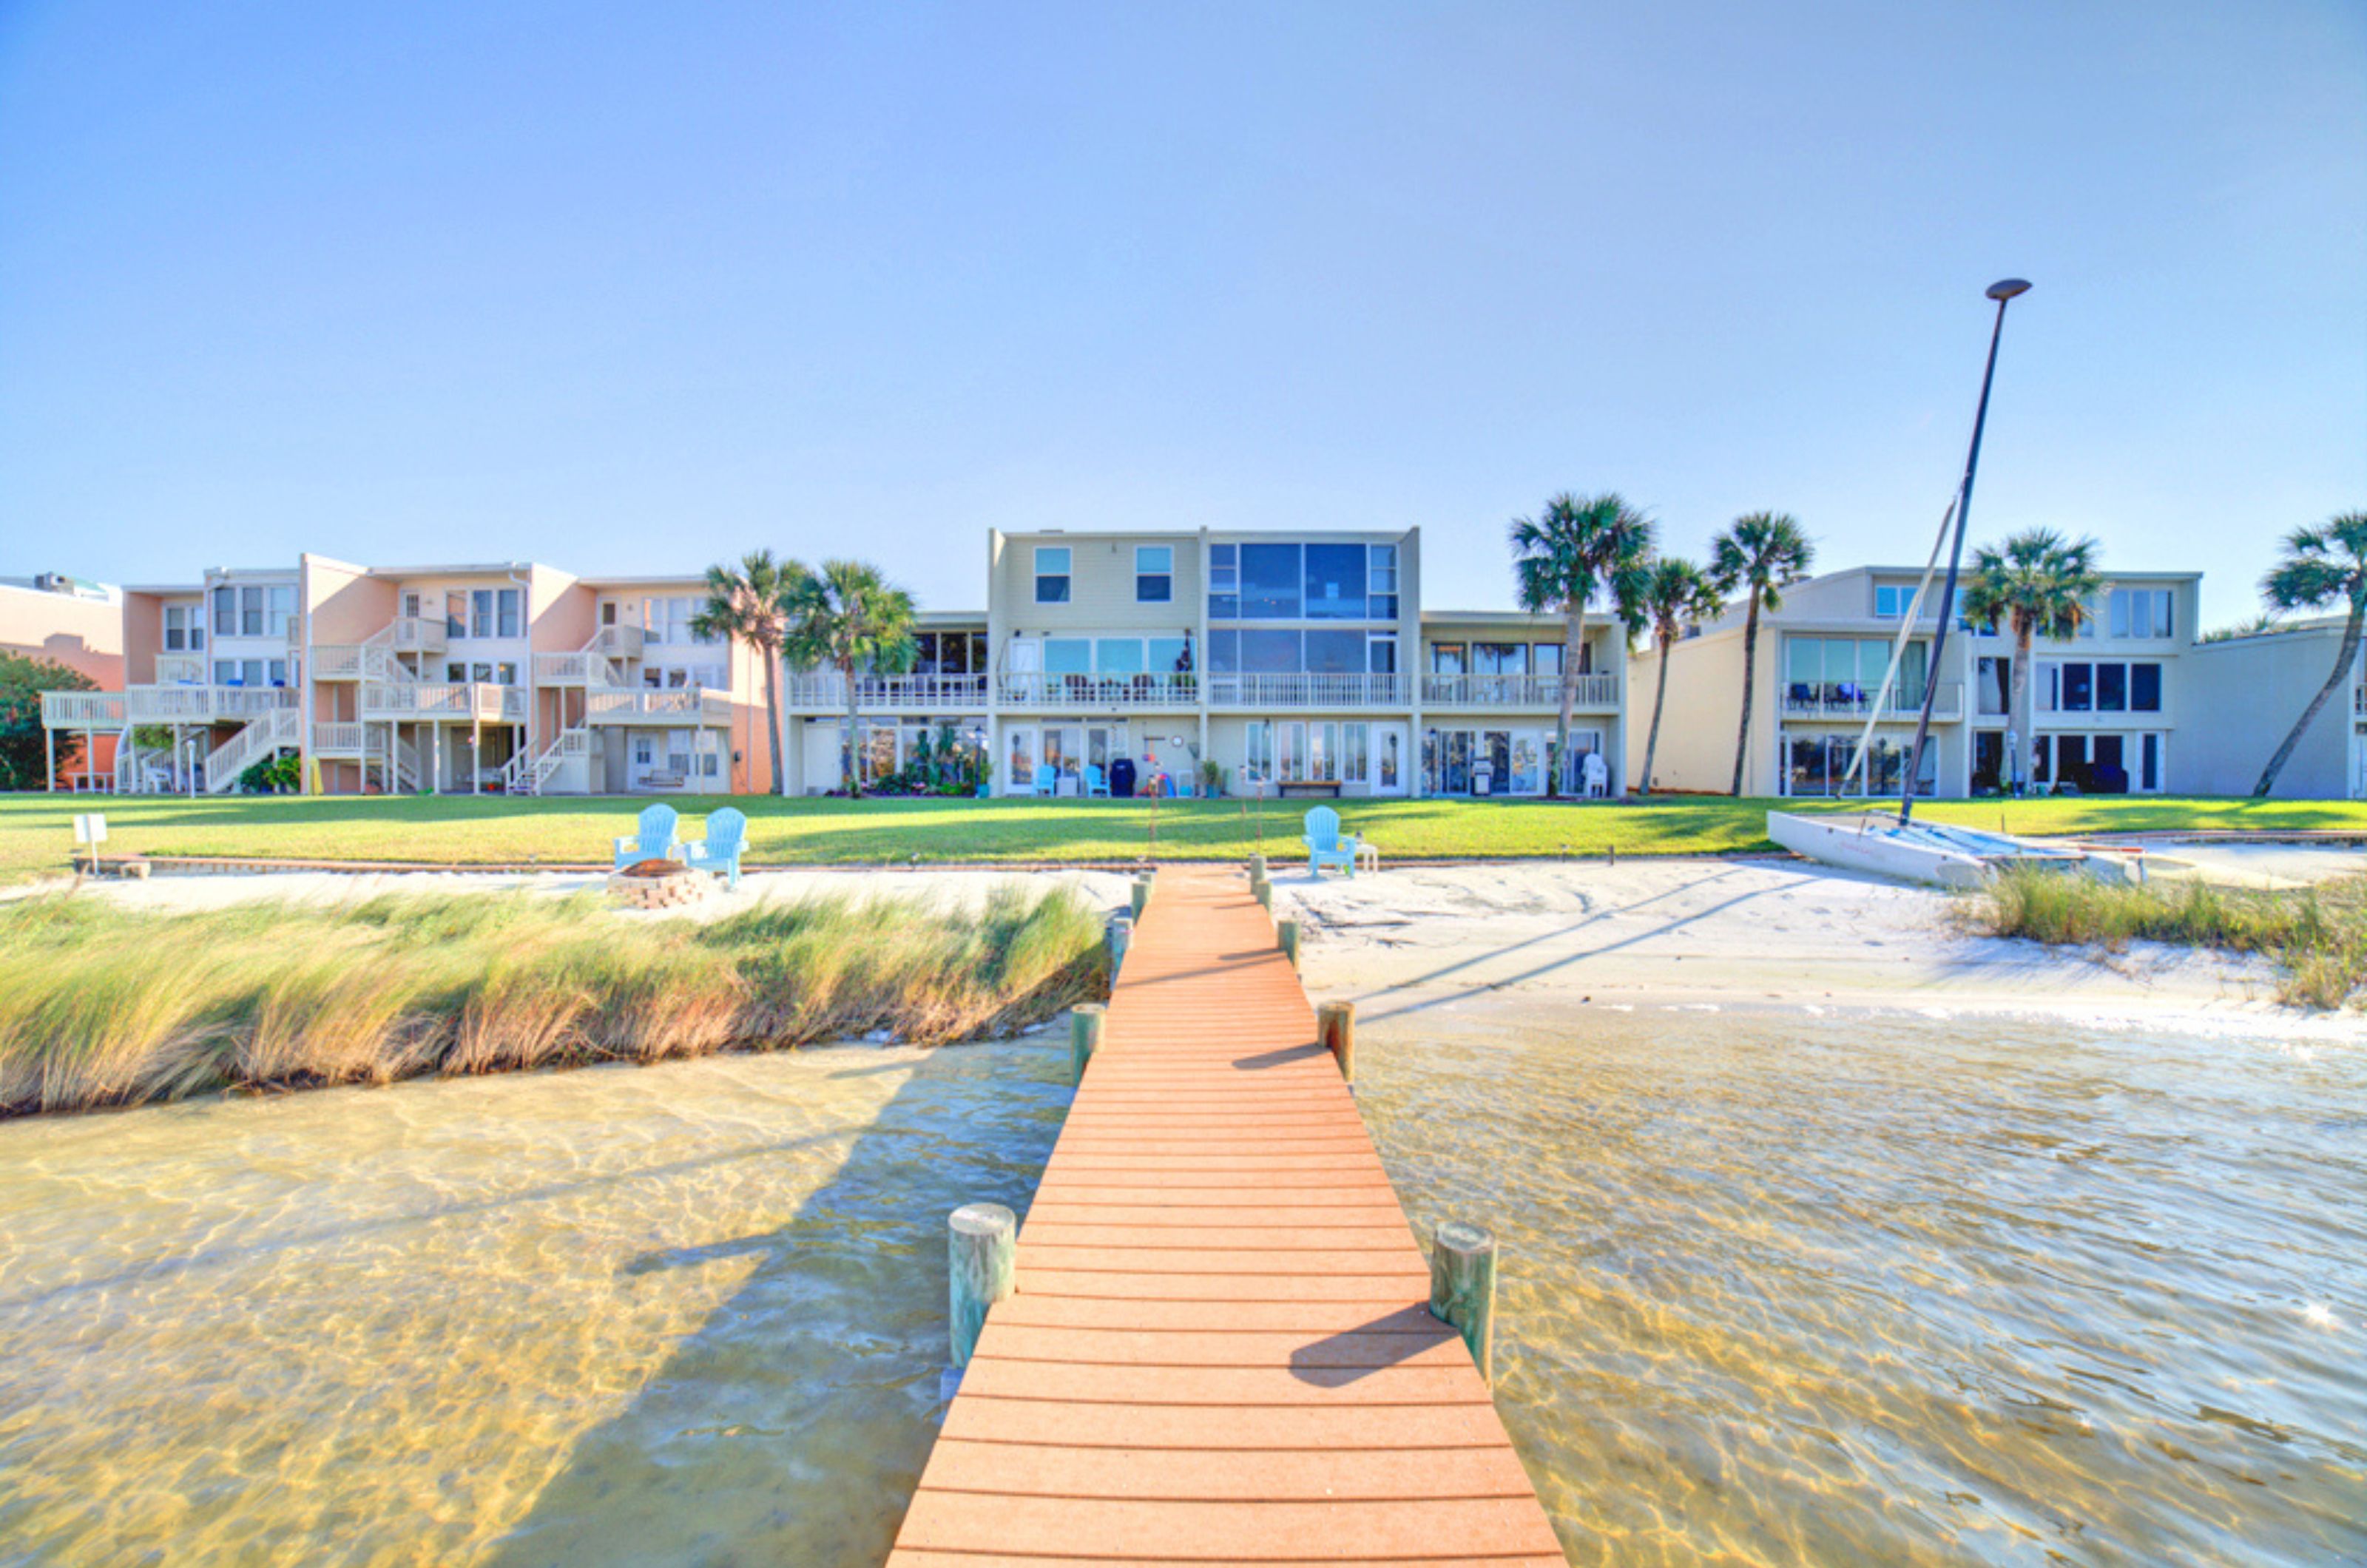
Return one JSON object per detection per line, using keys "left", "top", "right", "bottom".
{"left": 1249, "top": 851, "right": 1266, "bottom": 882}
{"left": 1317, "top": 999, "right": 1355, "bottom": 1082}
{"left": 1253, "top": 876, "right": 1273, "bottom": 912}
{"left": 1277, "top": 917, "right": 1300, "bottom": 971}
{"left": 1106, "top": 913, "right": 1132, "bottom": 974}
{"left": 1070, "top": 1003, "right": 1105, "bottom": 1085}
{"left": 948, "top": 1202, "right": 1017, "bottom": 1369}
{"left": 1130, "top": 874, "right": 1152, "bottom": 919}
{"left": 1428, "top": 1220, "right": 1497, "bottom": 1387}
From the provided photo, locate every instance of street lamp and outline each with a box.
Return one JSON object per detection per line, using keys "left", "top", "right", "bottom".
{"left": 1900, "top": 277, "right": 2031, "bottom": 824}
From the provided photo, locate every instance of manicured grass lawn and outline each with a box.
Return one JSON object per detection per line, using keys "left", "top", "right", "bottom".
{"left": 5, "top": 792, "right": 2366, "bottom": 882}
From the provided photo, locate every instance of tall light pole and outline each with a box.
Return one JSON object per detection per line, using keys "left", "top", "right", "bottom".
{"left": 1900, "top": 277, "right": 2030, "bottom": 824}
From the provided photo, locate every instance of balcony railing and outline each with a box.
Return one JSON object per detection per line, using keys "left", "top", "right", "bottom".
{"left": 1780, "top": 682, "right": 1962, "bottom": 722}
{"left": 534, "top": 652, "right": 591, "bottom": 685}
{"left": 311, "top": 722, "right": 366, "bottom": 755}
{"left": 1422, "top": 672, "right": 1618, "bottom": 708}
{"left": 154, "top": 653, "right": 207, "bottom": 684}
{"left": 376, "top": 615, "right": 449, "bottom": 655}
{"left": 590, "top": 625, "right": 645, "bottom": 659}
{"left": 362, "top": 681, "right": 527, "bottom": 721}
{"left": 41, "top": 691, "right": 128, "bottom": 728}
{"left": 123, "top": 686, "right": 299, "bottom": 724}
{"left": 586, "top": 688, "right": 732, "bottom": 725}
{"left": 782, "top": 672, "right": 993, "bottom": 710}
{"left": 313, "top": 643, "right": 365, "bottom": 679}
{"left": 1206, "top": 674, "right": 1411, "bottom": 708}
{"left": 993, "top": 672, "right": 1196, "bottom": 709}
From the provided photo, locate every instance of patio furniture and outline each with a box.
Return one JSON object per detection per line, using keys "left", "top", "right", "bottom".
{"left": 612, "top": 803, "right": 681, "bottom": 870}
{"left": 681, "top": 807, "right": 747, "bottom": 891}
{"left": 1353, "top": 837, "right": 1380, "bottom": 876}
{"left": 1084, "top": 763, "right": 1111, "bottom": 797}
{"left": 1581, "top": 752, "right": 1610, "bottom": 798}
{"left": 1303, "top": 806, "right": 1357, "bottom": 879}
{"left": 1279, "top": 780, "right": 1342, "bottom": 800}
{"left": 1030, "top": 765, "right": 1057, "bottom": 796}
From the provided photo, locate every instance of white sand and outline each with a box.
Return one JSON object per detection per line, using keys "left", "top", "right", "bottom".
{"left": 1275, "top": 857, "right": 2353, "bottom": 1035}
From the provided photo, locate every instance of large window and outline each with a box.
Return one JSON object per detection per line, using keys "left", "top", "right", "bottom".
{"left": 1874, "top": 584, "right": 1916, "bottom": 618}
{"left": 1303, "top": 543, "right": 1366, "bottom": 619}
{"left": 1209, "top": 628, "right": 1385, "bottom": 675}
{"left": 1368, "top": 545, "right": 1399, "bottom": 621}
{"left": 240, "top": 587, "right": 264, "bottom": 637}
{"left": 1784, "top": 637, "right": 1926, "bottom": 706}
{"left": 1210, "top": 541, "right": 1397, "bottom": 623}
{"left": 914, "top": 631, "right": 986, "bottom": 675}
{"left": 1473, "top": 643, "right": 1526, "bottom": 675}
{"left": 1240, "top": 543, "right": 1300, "bottom": 618}
{"left": 2044, "top": 660, "right": 2162, "bottom": 714}
{"left": 1034, "top": 547, "right": 1071, "bottom": 604}
{"left": 641, "top": 595, "right": 704, "bottom": 645}
{"left": 1135, "top": 546, "right": 1172, "bottom": 604}
{"left": 266, "top": 586, "right": 294, "bottom": 639}
{"left": 164, "top": 605, "right": 203, "bottom": 652}
{"left": 1430, "top": 642, "right": 1466, "bottom": 675}
{"left": 211, "top": 587, "right": 235, "bottom": 637}
{"left": 2107, "top": 588, "right": 2175, "bottom": 639}
{"left": 1784, "top": 733, "right": 1937, "bottom": 797}
{"left": 1209, "top": 544, "right": 1240, "bottom": 619}
{"left": 1243, "top": 720, "right": 1375, "bottom": 785}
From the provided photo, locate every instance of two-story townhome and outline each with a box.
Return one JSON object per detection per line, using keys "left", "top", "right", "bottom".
{"left": 45, "top": 556, "right": 776, "bottom": 797}
{"left": 7, "top": 572, "right": 124, "bottom": 791}
{"left": 777, "top": 527, "right": 1631, "bottom": 799}
{"left": 2181, "top": 615, "right": 2367, "bottom": 800}
{"left": 1627, "top": 565, "right": 2201, "bottom": 798}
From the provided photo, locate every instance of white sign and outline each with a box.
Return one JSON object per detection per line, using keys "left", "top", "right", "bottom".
{"left": 72, "top": 814, "right": 107, "bottom": 845}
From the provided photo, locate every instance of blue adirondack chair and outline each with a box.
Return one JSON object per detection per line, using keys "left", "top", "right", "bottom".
{"left": 1031, "top": 764, "right": 1057, "bottom": 796}
{"left": 1303, "top": 806, "right": 1357, "bottom": 879}
{"left": 681, "top": 807, "right": 747, "bottom": 890}
{"left": 612, "top": 803, "right": 680, "bottom": 869}
{"left": 1084, "top": 763, "right": 1111, "bottom": 797}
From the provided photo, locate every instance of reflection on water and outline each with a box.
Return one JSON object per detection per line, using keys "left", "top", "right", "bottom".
{"left": 0, "top": 1042, "right": 1070, "bottom": 1567}
{"left": 4, "top": 1013, "right": 2363, "bottom": 1568}
{"left": 1357, "top": 1005, "right": 2367, "bottom": 1567}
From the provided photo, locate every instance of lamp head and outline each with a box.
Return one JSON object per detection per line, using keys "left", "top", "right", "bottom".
{"left": 1985, "top": 278, "right": 2032, "bottom": 302}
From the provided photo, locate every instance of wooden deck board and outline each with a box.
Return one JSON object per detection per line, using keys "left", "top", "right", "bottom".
{"left": 885, "top": 868, "right": 1562, "bottom": 1565}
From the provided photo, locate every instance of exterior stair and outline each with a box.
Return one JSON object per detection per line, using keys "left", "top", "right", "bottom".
{"left": 203, "top": 709, "right": 301, "bottom": 794}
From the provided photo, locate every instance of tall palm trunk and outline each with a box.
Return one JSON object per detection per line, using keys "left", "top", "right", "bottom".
{"left": 1552, "top": 602, "right": 1586, "bottom": 798}
{"left": 759, "top": 644, "right": 783, "bottom": 794}
{"left": 1729, "top": 600, "right": 1761, "bottom": 796}
{"left": 2253, "top": 600, "right": 2365, "bottom": 797}
{"left": 2009, "top": 617, "right": 2036, "bottom": 793}
{"left": 840, "top": 662, "right": 862, "bottom": 795}
{"left": 1641, "top": 635, "right": 1673, "bottom": 795}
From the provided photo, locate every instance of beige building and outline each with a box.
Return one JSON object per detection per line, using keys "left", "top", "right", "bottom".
{"left": 1628, "top": 565, "right": 2205, "bottom": 799}
{"left": 781, "top": 528, "right": 1631, "bottom": 800}
{"left": 2181, "top": 616, "right": 2366, "bottom": 800}
{"left": 7, "top": 573, "right": 125, "bottom": 790}
{"left": 42, "top": 557, "right": 776, "bottom": 797}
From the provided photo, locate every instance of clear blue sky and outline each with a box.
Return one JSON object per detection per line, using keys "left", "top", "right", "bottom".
{"left": 2, "top": 1, "right": 2360, "bottom": 629}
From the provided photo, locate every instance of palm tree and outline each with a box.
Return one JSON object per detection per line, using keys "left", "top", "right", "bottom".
{"left": 2251, "top": 511, "right": 2367, "bottom": 797}
{"left": 1708, "top": 513, "right": 1814, "bottom": 795}
{"left": 783, "top": 558, "right": 919, "bottom": 795}
{"left": 690, "top": 550, "right": 809, "bottom": 795}
{"left": 1633, "top": 557, "right": 1723, "bottom": 796}
{"left": 1510, "top": 493, "right": 1654, "bottom": 797}
{"left": 1959, "top": 529, "right": 2102, "bottom": 794}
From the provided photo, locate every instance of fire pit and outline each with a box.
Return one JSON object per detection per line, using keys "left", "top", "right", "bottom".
{"left": 605, "top": 859, "right": 712, "bottom": 910}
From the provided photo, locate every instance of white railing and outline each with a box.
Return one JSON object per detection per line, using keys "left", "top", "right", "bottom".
{"left": 785, "top": 672, "right": 994, "bottom": 709}
{"left": 362, "top": 681, "right": 527, "bottom": 720}
{"left": 114, "top": 743, "right": 172, "bottom": 794}
{"left": 368, "top": 615, "right": 449, "bottom": 655}
{"left": 1780, "top": 682, "right": 1963, "bottom": 721}
{"left": 1422, "top": 672, "right": 1618, "bottom": 708}
{"left": 312, "top": 643, "right": 365, "bottom": 679}
{"left": 312, "top": 722, "right": 365, "bottom": 754}
{"left": 994, "top": 672, "right": 1195, "bottom": 709}
{"left": 41, "top": 691, "right": 128, "bottom": 728}
{"left": 1205, "top": 673, "right": 1411, "bottom": 708}
{"left": 502, "top": 726, "right": 589, "bottom": 794}
{"left": 591, "top": 624, "right": 645, "bottom": 659}
{"left": 154, "top": 653, "right": 207, "bottom": 684}
{"left": 124, "top": 686, "right": 298, "bottom": 724}
{"left": 586, "top": 688, "right": 732, "bottom": 724}
{"left": 534, "top": 651, "right": 590, "bottom": 685}
{"left": 204, "top": 709, "right": 301, "bottom": 793}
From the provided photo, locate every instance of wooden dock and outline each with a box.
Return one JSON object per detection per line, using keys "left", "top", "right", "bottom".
{"left": 887, "top": 866, "right": 1563, "bottom": 1565}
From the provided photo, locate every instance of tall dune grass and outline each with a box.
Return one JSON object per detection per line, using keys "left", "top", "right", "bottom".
{"left": 1971, "top": 865, "right": 2367, "bottom": 1010}
{"left": 0, "top": 887, "right": 1107, "bottom": 1115}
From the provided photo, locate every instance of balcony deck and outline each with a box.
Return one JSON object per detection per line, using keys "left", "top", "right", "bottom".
{"left": 1780, "top": 682, "right": 1963, "bottom": 723}
{"left": 1421, "top": 672, "right": 1618, "bottom": 709}
{"left": 586, "top": 688, "right": 732, "bottom": 726}
{"left": 999, "top": 673, "right": 1196, "bottom": 711}
{"left": 47, "top": 686, "right": 303, "bottom": 728}
{"left": 361, "top": 682, "right": 529, "bottom": 722}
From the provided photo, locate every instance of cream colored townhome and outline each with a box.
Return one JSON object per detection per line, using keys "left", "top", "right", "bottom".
{"left": 2181, "top": 615, "right": 2367, "bottom": 800}
{"left": 782, "top": 528, "right": 1631, "bottom": 800}
{"left": 1628, "top": 565, "right": 2203, "bottom": 799}
{"left": 41, "top": 555, "right": 777, "bottom": 797}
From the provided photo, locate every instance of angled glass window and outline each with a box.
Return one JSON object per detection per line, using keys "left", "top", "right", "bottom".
{"left": 1240, "top": 544, "right": 1300, "bottom": 619}
{"left": 1303, "top": 543, "right": 1365, "bottom": 619}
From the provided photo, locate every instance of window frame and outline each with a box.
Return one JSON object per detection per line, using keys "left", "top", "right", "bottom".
{"left": 1034, "top": 546, "right": 1073, "bottom": 605}
{"left": 1134, "top": 545, "right": 1173, "bottom": 604}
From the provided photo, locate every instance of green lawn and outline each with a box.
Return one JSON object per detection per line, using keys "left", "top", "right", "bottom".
{"left": 5, "top": 792, "right": 2365, "bottom": 882}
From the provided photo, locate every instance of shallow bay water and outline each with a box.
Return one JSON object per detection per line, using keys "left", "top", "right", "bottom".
{"left": 1, "top": 1011, "right": 2361, "bottom": 1567}
{"left": 1357, "top": 1003, "right": 2367, "bottom": 1567}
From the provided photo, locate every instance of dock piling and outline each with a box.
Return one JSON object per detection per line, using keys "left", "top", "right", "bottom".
{"left": 1276, "top": 917, "right": 1300, "bottom": 970}
{"left": 1070, "top": 1002, "right": 1105, "bottom": 1084}
{"left": 1130, "top": 873, "right": 1152, "bottom": 918}
{"left": 1105, "top": 913, "right": 1133, "bottom": 973}
{"left": 947, "top": 1202, "right": 1016, "bottom": 1369}
{"left": 1317, "top": 999, "right": 1355, "bottom": 1082}
{"left": 1428, "top": 1219, "right": 1498, "bottom": 1387}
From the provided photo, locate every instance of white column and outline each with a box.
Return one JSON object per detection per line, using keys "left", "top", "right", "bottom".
{"left": 44, "top": 726, "right": 55, "bottom": 792}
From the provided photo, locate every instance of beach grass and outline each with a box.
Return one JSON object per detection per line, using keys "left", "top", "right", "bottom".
{"left": 4, "top": 792, "right": 2363, "bottom": 883}
{"left": 1971, "top": 864, "right": 2367, "bottom": 1009}
{"left": 0, "top": 885, "right": 1107, "bottom": 1115}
